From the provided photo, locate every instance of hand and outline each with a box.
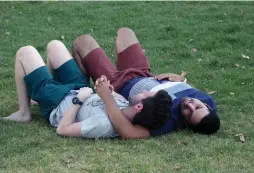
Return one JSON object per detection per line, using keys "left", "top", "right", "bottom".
{"left": 77, "top": 87, "right": 93, "bottom": 102}
{"left": 94, "top": 75, "right": 114, "bottom": 92}
{"left": 95, "top": 76, "right": 113, "bottom": 100}
{"left": 154, "top": 73, "right": 185, "bottom": 82}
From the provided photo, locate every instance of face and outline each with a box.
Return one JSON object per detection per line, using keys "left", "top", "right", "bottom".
{"left": 130, "top": 91, "right": 157, "bottom": 105}
{"left": 181, "top": 97, "right": 210, "bottom": 125}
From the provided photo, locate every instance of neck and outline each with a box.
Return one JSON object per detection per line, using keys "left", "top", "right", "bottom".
{"left": 121, "top": 107, "right": 137, "bottom": 122}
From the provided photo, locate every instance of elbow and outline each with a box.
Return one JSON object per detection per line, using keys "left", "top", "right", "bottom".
{"left": 119, "top": 132, "right": 145, "bottom": 140}
{"left": 56, "top": 127, "right": 65, "bottom": 136}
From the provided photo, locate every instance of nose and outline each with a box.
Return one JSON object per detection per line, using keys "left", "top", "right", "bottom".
{"left": 187, "top": 102, "right": 196, "bottom": 112}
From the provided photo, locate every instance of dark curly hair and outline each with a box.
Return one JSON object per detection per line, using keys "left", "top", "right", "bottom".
{"left": 189, "top": 109, "right": 220, "bottom": 135}
{"left": 132, "top": 90, "right": 172, "bottom": 130}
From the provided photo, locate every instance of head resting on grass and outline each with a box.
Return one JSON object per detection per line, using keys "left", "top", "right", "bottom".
{"left": 122, "top": 90, "right": 172, "bottom": 130}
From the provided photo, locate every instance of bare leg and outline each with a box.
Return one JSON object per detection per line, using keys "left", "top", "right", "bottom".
{"left": 72, "top": 35, "right": 100, "bottom": 75}
{"left": 115, "top": 27, "right": 139, "bottom": 64}
{"left": 47, "top": 40, "right": 72, "bottom": 70}
{"left": 114, "top": 27, "right": 150, "bottom": 72}
{"left": 4, "top": 46, "right": 45, "bottom": 122}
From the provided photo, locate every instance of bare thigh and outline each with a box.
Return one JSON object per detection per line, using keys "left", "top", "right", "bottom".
{"left": 16, "top": 46, "right": 45, "bottom": 75}
{"left": 115, "top": 27, "right": 150, "bottom": 72}
{"left": 47, "top": 40, "right": 72, "bottom": 69}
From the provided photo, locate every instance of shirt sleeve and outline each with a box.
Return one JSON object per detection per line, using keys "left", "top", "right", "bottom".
{"left": 81, "top": 116, "right": 119, "bottom": 138}
{"left": 149, "top": 118, "right": 177, "bottom": 136}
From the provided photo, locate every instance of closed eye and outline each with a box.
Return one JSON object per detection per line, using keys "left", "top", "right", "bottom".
{"left": 196, "top": 105, "right": 203, "bottom": 109}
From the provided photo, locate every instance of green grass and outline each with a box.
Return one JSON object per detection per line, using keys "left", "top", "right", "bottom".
{"left": 1, "top": 1, "right": 254, "bottom": 173}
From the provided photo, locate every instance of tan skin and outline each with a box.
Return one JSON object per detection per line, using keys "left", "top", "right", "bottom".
{"left": 71, "top": 28, "right": 211, "bottom": 138}
{"left": 132, "top": 73, "right": 209, "bottom": 126}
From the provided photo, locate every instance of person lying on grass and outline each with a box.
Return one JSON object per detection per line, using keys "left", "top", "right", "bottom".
{"left": 3, "top": 40, "right": 172, "bottom": 139}
{"left": 72, "top": 27, "right": 221, "bottom": 138}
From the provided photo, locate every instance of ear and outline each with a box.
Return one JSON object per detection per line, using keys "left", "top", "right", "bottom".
{"left": 134, "top": 103, "right": 143, "bottom": 112}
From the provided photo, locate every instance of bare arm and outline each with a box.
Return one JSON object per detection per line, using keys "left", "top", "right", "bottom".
{"left": 154, "top": 73, "right": 186, "bottom": 82}
{"left": 56, "top": 87, "right": 93, "bottom": 137}
{"left": 96, "top": 77, "right": 150, "bottom": 139}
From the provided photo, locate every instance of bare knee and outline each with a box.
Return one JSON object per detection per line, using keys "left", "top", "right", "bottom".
{"left": 117, "top": 27, "right": 135, "bottom": 37}
{"left": 73, "top": 34, "right": 97, "bottom": 47}
{"left": 47, "top": 40, "right": 65, "bottom": 52}
{"left": 116, "top": 27, "right": 138, "bottom": 53}
{"left": 16, "top": 45, "right": 38, "bottom": 60}
{"left": 73, "top": 34, "right": 100, "bottom": 58}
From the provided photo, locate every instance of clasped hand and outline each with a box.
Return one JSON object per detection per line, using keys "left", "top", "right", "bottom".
{"left": 94, "top": 75, "right": 114, "bottom": 99}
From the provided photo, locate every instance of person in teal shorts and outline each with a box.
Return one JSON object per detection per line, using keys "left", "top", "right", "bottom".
{"left": 4, "top": 40, "right": 90, "bottom": 123}
{"left": 3, "top": 40, "right": 171, "bottom": 139}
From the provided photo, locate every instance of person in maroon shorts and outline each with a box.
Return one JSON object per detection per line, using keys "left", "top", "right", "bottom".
{"left": 71, "top": 27, "right": 220, "bottom": 138}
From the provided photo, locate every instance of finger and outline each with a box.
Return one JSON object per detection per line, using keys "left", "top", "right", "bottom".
{"left": 156, "top": 74, "right": 168, "bottom": 80}
{"left": 95, "top": 80, "right": 99, "bottom": 86}
{"left": 109, "top": 85, "right": 114, "bottom": 91}
{"left": 101, "top": 75, "right": 107, "bottom": 81}
{"left": 154, "top": 74, "right": 163, "bottom": 79}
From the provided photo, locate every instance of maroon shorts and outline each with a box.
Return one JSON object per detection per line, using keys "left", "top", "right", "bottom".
{"left": 82, "top": 43, "right": 153, "bottom": 91}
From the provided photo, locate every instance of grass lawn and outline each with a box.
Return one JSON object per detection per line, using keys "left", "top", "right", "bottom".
{"left": 1, "top": 1, "right": 254, "bottom": 173}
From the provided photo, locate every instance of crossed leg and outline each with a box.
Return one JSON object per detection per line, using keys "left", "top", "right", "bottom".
{"left": 4, "top": 46, "right": 45, "bottom": 122}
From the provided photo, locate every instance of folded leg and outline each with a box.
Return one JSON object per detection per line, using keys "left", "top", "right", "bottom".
{"left": 72, "top": 35, "right": 119, "bottom": 83}
{"left": 4, "top": 46, "right": 45, "bottom": 122}
{"left": 47, "top": 40, "right": 89, "bottom": 87}
{"left": 115, "top": 27, "right": 150, "bottom": 72}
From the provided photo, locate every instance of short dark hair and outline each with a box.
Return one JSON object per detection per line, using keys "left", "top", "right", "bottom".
{"left": 132, "top": 90, "right": 172, "bottom": 130}
{"left": 190, "top": 110, "right": 220, "bottom": 135}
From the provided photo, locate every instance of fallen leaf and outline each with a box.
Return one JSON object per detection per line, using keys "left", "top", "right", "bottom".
{"left": 208, "top": 91, "right": 217, "bottom": 95}
{"left": 97, "top": 148, "right": 104, "bottom": 151}
{"left": 180, "top": 141, "right": 188, "bottom": 146}
{"left": 197, "top": 58, "right": 202, "bottom": 62}
{"left": 241, "top": 54, "right": 250, "bottom": 59}
{"left": 180, "top": 71, "right": 188, "bottom": 77}
{"left": 229, "top": 92, "right": 235, "bottom": 95}
{"left": 192, "top": 48, "right": 197, "bottom": 52}
{"left": 218, "top": 20, "right": 223, "bottom": 23}
{"left": 174, "top": 166, "right": 184, "bottom": 171}
{"left": 6, "top": 32, "right": 10, "bottom": 35}
{"left": 47, "top": 17, "right": 51, "bottom": 22}
{"left": 241, "top": 66, "right": 246, "bottom": 69}
{"left": 235, "top": 64, "right": 240, "bottom": 67}
{"left": 235, "top": 133, "right": 245, "bottom": 143}
{"left": 189, "top": 39, "right": 194, "bottom": 42}
{"left": 19, "top": 11, "right": 22, "bottom": 14}
{"left": 60, "top": 35, "right": 65, "bottom": 40}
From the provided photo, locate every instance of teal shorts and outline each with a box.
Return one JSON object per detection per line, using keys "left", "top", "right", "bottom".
{"left": 24, "top": 59, "right": 89, "bottom": 120}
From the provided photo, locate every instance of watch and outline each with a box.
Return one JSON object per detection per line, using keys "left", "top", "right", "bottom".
{"left": 72, "top": 97, "right": 83, "bottom": 105}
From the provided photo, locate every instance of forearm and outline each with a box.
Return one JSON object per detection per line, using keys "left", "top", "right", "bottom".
{"left": 101, "top": 94, "right": 148, "bottom": 139}
{"left": 58, "top": 104, "right": 80, "bottom": 129}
